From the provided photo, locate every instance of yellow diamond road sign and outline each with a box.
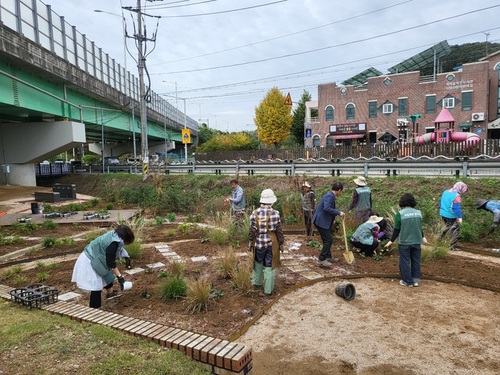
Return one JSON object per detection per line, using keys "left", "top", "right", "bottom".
{"left": 284, "top": 92, "right": 292, "bottom": 106}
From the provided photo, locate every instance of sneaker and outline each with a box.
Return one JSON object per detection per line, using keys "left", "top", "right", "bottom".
{"left": 106, "top": 290, "right": 122, "bottom": 300}
{"left": 326, "top": 257, "right": 340, "bottom": 263}
{"left": 318, "top": 259, "right": 333, "bottom": 268}
{"left": 399, "top": 280, "right": 414, "bottom": 287}
{"left": 413, "top": 282, "right": 419, "bottom": 287}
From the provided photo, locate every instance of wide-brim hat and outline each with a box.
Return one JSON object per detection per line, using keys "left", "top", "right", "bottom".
{"left": 367, "top": 215, "right": 384, "bottom": 224}
{"left": 353, "top": 176, "right": 367, "bottom": 186}
{"left": 260, "top": 189, "right": 277, "bottom": 204}
{"left": 302, "top": 181, "right": 311, "bottom": 188}
{"left": 476, "top": 199, "right": 488, "bottom": 209}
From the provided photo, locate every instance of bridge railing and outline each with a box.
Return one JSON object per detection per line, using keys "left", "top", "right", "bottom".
{"left": 0, "top": 0, "right": 198, "bottom": 132}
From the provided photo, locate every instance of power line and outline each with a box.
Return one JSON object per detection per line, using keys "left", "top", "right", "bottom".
{"left": 159, "top": 4, "right": 500, "bottom": 75}
{"left": 152, "top": 0, "right": 414, "bottom": 65}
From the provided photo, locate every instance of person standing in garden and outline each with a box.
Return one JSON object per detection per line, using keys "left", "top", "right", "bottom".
{"left": 71, "top": 224, "right": 135, "bottom": 308}
{"left": 384, "top": 193, "right": 425, "bottom": 287}
{"left": 224, "top": 179, "right": 246, "bottom": 224}
{"left": 439, "top": 181, "right": 467, "bottom": 250}
{"left": 476, "top": 199, "right": 500, "bottom": 234}
{"left": 348, "top": 176, "right": 372, "bottom": 224}
{"left": 312, "top": 182, "right": 345, "bottom": 268}
{"left": 248, "top": 189, "right": 284, "bottom": 295}
{"left": 300, "top": 181, "right": 316, "bottom": 237}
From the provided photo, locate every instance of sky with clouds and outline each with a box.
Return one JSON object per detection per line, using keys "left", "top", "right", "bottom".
{"left": 42, "top": 0, "right": 499, "bottom": 132}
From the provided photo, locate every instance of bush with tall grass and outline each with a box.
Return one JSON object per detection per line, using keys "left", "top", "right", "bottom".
{"left": 160, "top": 277, "right": 187, "bottom": 300}
{"left": 186, "top": 276, "right": 212, "bottom": 314}
{"left": 169, "top": 261, "right": 186, "bottom": 279}
{"left": 230, "top": 257, "right": 252, "bottom": 294}
{"left": 213, "top": 247, "right": 238, "bottom": 279}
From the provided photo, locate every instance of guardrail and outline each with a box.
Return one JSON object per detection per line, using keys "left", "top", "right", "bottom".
{"left": 163, "top": 156, "right": 500, "bottom": 178}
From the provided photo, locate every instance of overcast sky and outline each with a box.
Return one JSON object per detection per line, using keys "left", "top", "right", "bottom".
{"left": 42, "top": 0, "right": 499, "bottom": 132}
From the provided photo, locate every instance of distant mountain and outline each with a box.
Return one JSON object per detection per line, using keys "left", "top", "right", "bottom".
{"left": 420, "top": 42, "right": 500, "bottom": 76}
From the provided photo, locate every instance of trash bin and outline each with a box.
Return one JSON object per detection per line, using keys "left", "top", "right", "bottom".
{"left": 31, "top": 202, "right": 42, "bottom": 214}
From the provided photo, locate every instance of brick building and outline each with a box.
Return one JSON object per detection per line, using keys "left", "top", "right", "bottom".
{"left": 306, "top": 44, "right": 500, "bottom": 148}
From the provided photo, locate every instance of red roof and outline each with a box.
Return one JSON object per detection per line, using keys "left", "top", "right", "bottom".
{"left": 433, "top": 107, "right": 455, "bottom": 123}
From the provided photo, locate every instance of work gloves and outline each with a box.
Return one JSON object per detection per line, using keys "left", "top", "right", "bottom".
{"left": 117, "top": 275, "right": 125, "bottom": 291}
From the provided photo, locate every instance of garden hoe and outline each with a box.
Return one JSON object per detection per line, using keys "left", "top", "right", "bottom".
{"left": 342, "top": 218, "right": 355, "bottom": 264}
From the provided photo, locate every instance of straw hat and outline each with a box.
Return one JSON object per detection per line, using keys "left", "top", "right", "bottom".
{"left": 260, "top": 189, "right": 277, "bottom": 204}
{"left": 302, "top": 181, "right": 311, "bottom": 188}
{"left": 367, "top": 215, "right": 383, "bottom": 224}
{"left": 353, "top": 176, "right": 367, "bottom": 186}
{"left": 476, "top": 199, "right": 488, "bottom": 209}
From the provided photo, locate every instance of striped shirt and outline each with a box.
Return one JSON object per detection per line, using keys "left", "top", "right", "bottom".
{"left": 249, "top": 204, "right": 284, "bottom": 249}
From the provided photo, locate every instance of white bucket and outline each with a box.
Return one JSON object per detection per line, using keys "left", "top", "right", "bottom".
{"left": 123, "top": 281, "right": 133, "bottom": 291}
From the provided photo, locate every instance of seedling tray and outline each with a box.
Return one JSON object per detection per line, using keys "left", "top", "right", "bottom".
{"left": 9, "top": 284, "right": 59, "bottom": 309}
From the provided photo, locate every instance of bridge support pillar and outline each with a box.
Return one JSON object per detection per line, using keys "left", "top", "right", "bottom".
{"left": 0, "top": 164, "right": 36, "bottom": 186}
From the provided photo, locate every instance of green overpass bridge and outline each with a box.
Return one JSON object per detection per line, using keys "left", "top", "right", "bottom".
{"left": 0, "top": 1, "right": 198, "bottom": 185}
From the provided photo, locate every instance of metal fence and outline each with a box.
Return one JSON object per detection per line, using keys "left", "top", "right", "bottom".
{"left": 194, "top": 139, "right": 500, "bottom": 163}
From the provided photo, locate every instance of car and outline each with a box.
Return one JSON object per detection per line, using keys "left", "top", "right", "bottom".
{"left": 104, "top": 157, "right": 120, "bottom": 165}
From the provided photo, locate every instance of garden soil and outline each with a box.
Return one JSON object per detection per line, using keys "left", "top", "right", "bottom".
{"left": 0, "top": 185, "right": 499, "bottom": 375}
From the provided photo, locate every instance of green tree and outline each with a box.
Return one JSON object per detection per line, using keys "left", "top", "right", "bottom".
{"left": 197, "top": 123, "right": 218, "bottom": 146}
{"left": 254, "top": 87, "right": 293, "bottom": 148}
{"left": 290, "top": 90, "right": 317, "bottom": 145}
{"left": 197, "top": 132, "right": 257, "bottom": 152}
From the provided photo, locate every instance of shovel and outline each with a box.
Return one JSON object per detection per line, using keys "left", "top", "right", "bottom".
{"left": 341, "top": 218, "right": 355, "bottom": 264}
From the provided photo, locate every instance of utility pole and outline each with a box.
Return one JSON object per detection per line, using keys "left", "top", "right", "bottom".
{"left": 137, "top": 0, "right": 149, "bottom": 180}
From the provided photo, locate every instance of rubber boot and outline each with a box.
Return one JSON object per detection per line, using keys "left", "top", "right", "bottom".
{"left": 263, "top": 267, "right": 275, "bottom": 295}
{"left": 252, "top": 261, "right": 264, "bottom": 287}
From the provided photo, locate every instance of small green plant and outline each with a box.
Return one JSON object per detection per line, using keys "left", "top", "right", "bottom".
{"left": 60, "top": 237, "right": 76, "bottom": 246}
{"left": 284, "top": 215, "right": 296, "bottom": 225}
{"left": 20, "top": 223, "right": 39, "bottom": 233}
{"left": 166, "top": 213, "right": 176, "bottom": 223}
{"left": 41, "top": 220, "right": 58, "bottom": 230}
{"left": 0, "top": 235, "right": 23, "bottom": 246}
{"left": 106, "top": 202, "right": 114, "bottom": 210}
{"left": 88, "top": 198, "right": 100, "bottom": 207}
{"left": 186, "top": 277, "right": 212, "bottom": 314}
{"left": 210, "top": 288, "right": 224, "bottom": 299}
{"left": 35, "top": 272, "right": 50, "bottom": 282}
{"left": 157, "top": 270, "right": 172, "bottom": 278}
{"left": 41, "top": 237, "right": 58, "bottom": 248}
{"left": 12, "top": 275, "right": 28, "bottom": 286}
{"left": 155, "top": 216, "right": 164, "bottom": 225}
{"left": 141, "top": 289, "right": 152, "bottom": 299}
{"left": 160, "top": 277, "right": 187, "bottom": 300}
{"left": 178, "top": 223, "right": 191, "bottom": 234}
{"left": 307, "top": 240, "right": 321, "bottom": 248}
{"left": 1, "top": 266, "right": 23, "bottom": 280}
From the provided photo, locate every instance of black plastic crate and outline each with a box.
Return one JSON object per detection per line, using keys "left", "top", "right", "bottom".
{"left": 9, "top": 284, "right": 59, "bottom": 309}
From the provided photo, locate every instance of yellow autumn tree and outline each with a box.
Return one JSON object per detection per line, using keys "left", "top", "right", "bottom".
{"left": 254, "top": 87, "right": 293, "bottom": 147}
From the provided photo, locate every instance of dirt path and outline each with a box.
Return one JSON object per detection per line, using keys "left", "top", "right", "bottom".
{"left": 239, "top": 277, "right": 500, "bottom": 375}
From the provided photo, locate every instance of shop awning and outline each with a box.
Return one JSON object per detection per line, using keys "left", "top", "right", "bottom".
{"left": 332, "top": 134, "right": 365, "bottom": 140}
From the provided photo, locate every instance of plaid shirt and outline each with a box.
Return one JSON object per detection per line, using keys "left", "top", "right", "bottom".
{"left": 249, "top": 204, "right": 284, "bottom": 249}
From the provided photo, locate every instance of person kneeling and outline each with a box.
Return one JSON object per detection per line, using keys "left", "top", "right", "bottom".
{"left": 350, "top": 216, "right": 384, "bottom": 257}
